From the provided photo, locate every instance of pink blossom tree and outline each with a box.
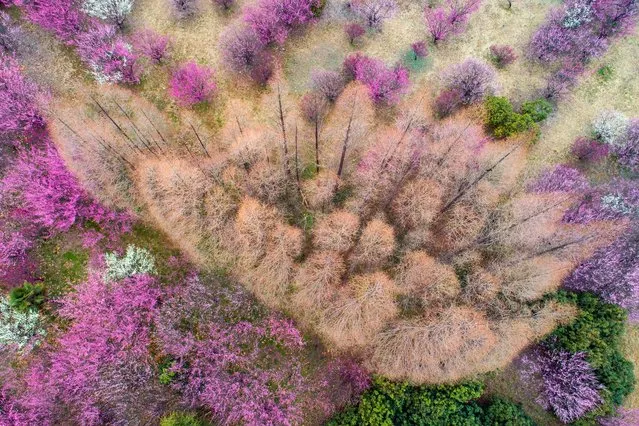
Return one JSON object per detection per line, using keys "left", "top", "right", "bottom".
{"left": 345, "top": 53, "right": 409, "bottom": 105}
{"left": 528, "top": 164, "right": 590, "bottom": 193}
{"left": 244, "top": 0, "right": 319, "bottom": 45}
{"left": 424, "top": 7, "right": 452, "bottom": 44}
{"left": 442, "top": 58, "right": 495, "bottom": 104}
{"left": 489, "top": 44, "right": 517, "bottom": 67}
{"left": 424, "top": 0, "right": 482, "bottom": 44}
{"left": 520, "top": 345, "right": 603, "bottom": 423}
{"left": 220, "top": 27, "right": 267, "bottom": 73}
{"left": 134, "top": 29, "right": 170, "bottom": 64}
{"left": 0, "top": 55, "right": 45, "bottom": 140}
{"left": 10, "top": 274, "right": 161, "bottom": 424}
{"left": 169, "top": 62, "right": 217, "bottom": 106}
{"left": 24, "top": 0, "right": 86, "bottom": 45}
{"left": 1, "top": 139, "right": 130, "bottom": 235}
{"left": 75, "top": 24, "right": 141, "bottom": 84}
{"left": 564, "top": 224, "right": 639, "bottom": 321}
{"left": 345, "top": 22, "right": 365, "bottom": 44}
{"left": 571, "top": 136, "right": 610, "bottom": 163}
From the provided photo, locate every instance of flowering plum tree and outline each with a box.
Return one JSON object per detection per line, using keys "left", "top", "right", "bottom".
{"left": 104, "top": 244, "right": 156, "bottom": 282}
{"left": 489, "top": 44, "right": 517, "bottom": 67}
{"left": 564, "top": 225, "right": 639, "bottom": 320}
{"left": 528, "top": 165, "right": 590, "bottom": 193}
{"left": 76, "top": 24, "right": 140, "bottom": 84}
{"left": 424, "top": 0, "right": 482, "bottom": 44}
{"left": 220, "top": 27, "right": 262, "bottom": 70}
{"left": 134, "top": 29, "right": 170, "bottom": 64}
{"left": 571, "top": 137, "right": 610, "bottom": 163}
{"left": 345, "top": 22, "right": 365, "bottom": 44}
{"left": 520, "top": 345, "right": 603, "bottom": 423}
{"left": 0, "top": 55, "right": 45, "bottom": 139}
{"left": 13, "top": 274, "right": 161, "bottom": 424}
{"left": 169, "top": 62, "right": 217, "bottom": 106}
{"left": 592, "top": 109, "right": 630, "bottom": 146}
{"left": 411, "top": 41, "right": 428, "bottom": 60}
{"left": 345, "top": 53, "right": 409, "bottom": 105}
{"left": 1, "top": 140, "right": 130, "bottom": 235}
{"left": 24, "top": 0, "right": 85, "bottom": 44}
{"left": 352, "top": 0, "right": 397, "bottom": 31}
{"left": 442, "top": 58, "right": 495, "bottom": 104}
{"left": 244, "top": 0, "right": 319, "bottom": 45}
{"left": 82, "top": 0, "right": 135, "bottom": 26}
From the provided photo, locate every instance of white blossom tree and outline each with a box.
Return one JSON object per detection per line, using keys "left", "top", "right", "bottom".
{"left": 83, "top": 0, "right": 135, "bottom": 26}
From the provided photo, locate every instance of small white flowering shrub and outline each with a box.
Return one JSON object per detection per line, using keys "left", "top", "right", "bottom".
{"left": 0, "top": 297, "right": 46, "bottom": 349}
{"left": 104, "top": 244, "right": 156, "bottom": 282}
{"left": 592, "top": 110, "right": 630, "bottom": 146}
{"left": 82, "top": 0, "right": 134, "bottom": 26}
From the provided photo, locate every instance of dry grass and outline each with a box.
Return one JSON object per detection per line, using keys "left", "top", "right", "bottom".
{"left": 283, "top": 0, "right": 553, "bottom": 101}
{"left": 622, "top": 324, "right": 639, "bottom": 409}
{"left": 529, "top": 35, "right": 639, "bottom": 172}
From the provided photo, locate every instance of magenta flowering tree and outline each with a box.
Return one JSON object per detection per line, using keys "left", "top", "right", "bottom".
{"left": 169, "top": 62, "right": 217, "bottom": 107}
{"left": 156, "top": 275, "right": 313, "bottom": 425}
{"left": 0, "top": 229, "right": 34, "bottom": 287}
{"left": 544, "top": 60, "right": 584, "bottom": 100}
{"left": 410, "top": 40, "right": 428, "bottom": 60}
{"left": 528, "top": 0, "right": 637, "bottom": 76}
{"left": 424, "top": 7, "right": 452, "bottom": 44}
{"left": 616, "top": 119, "right": 639, "bottom": 175}
{"left": 0, "top": 55, "right": 45, "bottom": 140}
{"left": 564, "top": 225, "right": 639, "bottom": 320}
{"left": 134, "top": 29, "right": 170, "bottom": 64}
{"left": 447, "top": 0, "right": 481, "bottom": 27}
{"left": 442, "top": 58, "right": 495, "bottom": 104}
{"left": 345, "top": 22, "right": 365, "bottom": 44}
{"left": 592, "top": 0, "right": 639, "bottom": 38}
{"left": 345, "top": 53, "right": 409, "bottom": 105}
{"left": 600, "top": 408, "right": 639, "bottom": 426}
{"left": 571, "top": 137, "right": 610, "bottom": 163}
{"left": 528, "top": 164, "right": 590, "bottom": 193}
{"left": 75, "top": 23, "right": 141, "bottom": 84}
{"left": 489, "top": 44, "right": 517, "bottom": 67}
{"left": 424, "top": 0, "right": 481, "bottom": 44}
{"left": 434, "top": 88, "right": 462, "bottom": 118}
{"left": 520, "top": 345, "right": 603, "bottom": 423}
{"left": 9, "top": 274, "right": 162, "bottom": 424}
{"left": 562, "top": 180, "right": 639, "bottom": 224}
{"left": 244, "top": 0, "right": 318, "bottom": 45}
{"left": 1, "top": 140, "right": 131, "bottom": 235}
{"left": 24, "top": 0, "right": 86, "bottom": 45}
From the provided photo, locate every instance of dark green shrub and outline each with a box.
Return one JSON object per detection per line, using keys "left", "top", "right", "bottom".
{"left": 520, "top": 99, "right": 553, "bottom": 122}
{"left": 8, "top": 282, "right": 46, "bottom": 312}
{"left": 480, "top": 398, "right": 536, "bottom": 426}
{"left": 326, "top": 377, "right": 535, "bottom": 425}
{"left": 550, "top": 291, "right": 635, "bottom": 414}
{"left": 159, "top": 412, "right": 205, "bottom": 426}
{"left": 484, "top": 96, "right": 534, "bottom": 138}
